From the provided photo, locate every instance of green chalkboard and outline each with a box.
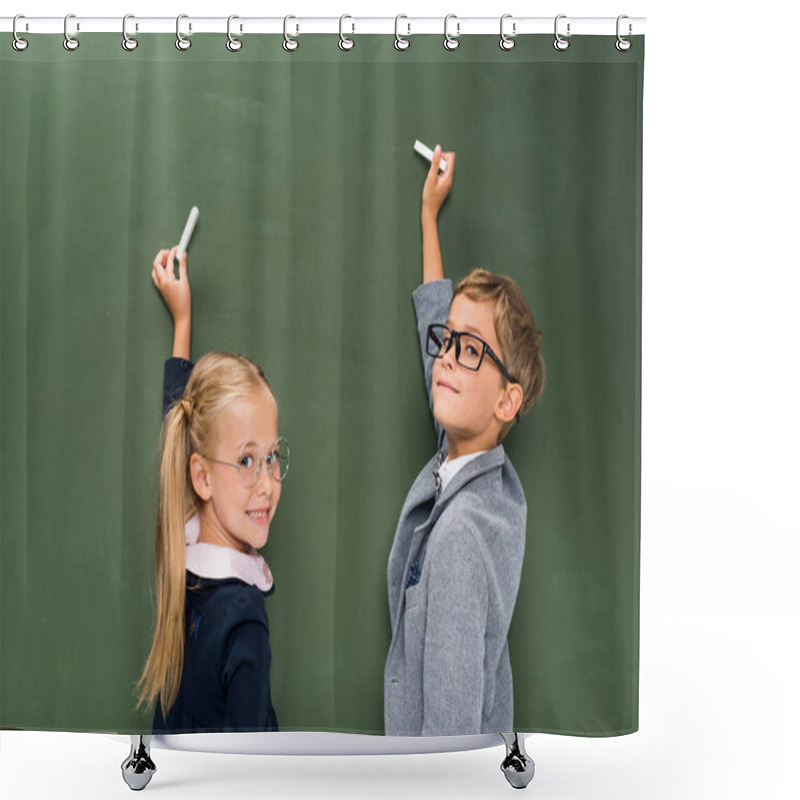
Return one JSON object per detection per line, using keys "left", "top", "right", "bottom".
{"left": 1, "top": 33, "right": 643, "bottom": 735}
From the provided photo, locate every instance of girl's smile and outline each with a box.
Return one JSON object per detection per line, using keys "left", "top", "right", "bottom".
{"left": 246, "top": 507, "right": 272, "bottom": 526}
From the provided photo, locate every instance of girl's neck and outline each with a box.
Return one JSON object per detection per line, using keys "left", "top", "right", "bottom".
{"left": 197, "top": 505, "right": 247, "bottom": 552}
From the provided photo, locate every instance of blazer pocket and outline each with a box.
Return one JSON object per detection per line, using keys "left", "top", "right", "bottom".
{"left": 404, "top": 583, "right": 421, "bottom": 611}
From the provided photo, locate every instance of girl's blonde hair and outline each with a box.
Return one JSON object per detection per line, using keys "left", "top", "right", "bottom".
{"left": 136, "top": 351, "right": 273, "bottom": 717}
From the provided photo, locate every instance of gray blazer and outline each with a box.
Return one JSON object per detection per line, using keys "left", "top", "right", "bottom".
{"left": 384, "top": 279, "right": 527, "bottom": 736}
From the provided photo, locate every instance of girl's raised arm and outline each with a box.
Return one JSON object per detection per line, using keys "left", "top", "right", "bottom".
{"left": 152, "top": 245, "right": 192, "bottom": 360}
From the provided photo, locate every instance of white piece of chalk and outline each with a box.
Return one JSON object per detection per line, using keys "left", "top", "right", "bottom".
{"left": 176, "top": 206, "right": 199, "bottom": 261}
{"left": 414, "top": 140, "right": 448, "bottom": 173}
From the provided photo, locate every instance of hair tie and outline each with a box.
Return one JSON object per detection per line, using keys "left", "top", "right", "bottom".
{"left": 180, "top": 397, "right": 195, "bottom": 419}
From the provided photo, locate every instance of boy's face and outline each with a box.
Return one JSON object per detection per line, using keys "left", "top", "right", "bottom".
{"left": 432, "top": 294, "right": 508, "bottom": 447}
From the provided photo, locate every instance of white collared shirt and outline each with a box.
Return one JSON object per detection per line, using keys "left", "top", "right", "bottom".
{"left": 183, "top": 514, "right": 274, "bottom": 593}
{"left": 437, "top": 450, "right": 487, "bottom": 494}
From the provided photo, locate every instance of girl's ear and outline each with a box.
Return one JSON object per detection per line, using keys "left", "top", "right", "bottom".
{"left": 496, "top": 383, "right": 523, "bottom": 424}
{"left": 189, "top": 453, "right": 212, "bottom": 501}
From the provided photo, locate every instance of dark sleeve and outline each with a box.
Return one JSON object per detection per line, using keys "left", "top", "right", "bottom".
{"left": 411, "top": 279, "right": 453, "bottom": 443}
{"left": 221, "top": 618, "right": 278, "bottom": 732}
{"left": 163, "top": 357, "right": 194, "bottom": 417}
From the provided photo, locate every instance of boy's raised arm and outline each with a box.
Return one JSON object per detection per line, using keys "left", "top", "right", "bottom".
{"left": 421, "top": 146, "right": 455, "bottom": 284}
{"left": 413, "top": 280, "right": 452, "bottom": 430}
{"left": 413, "top": 146, "right": 457, "bottom": 435}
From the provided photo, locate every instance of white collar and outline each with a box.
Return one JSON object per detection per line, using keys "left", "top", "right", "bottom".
{"left": 184, "top": 514, "right": 274, "bottom": 593}
{"left": 437, "top": 450, "right": 487, "bottom": 493}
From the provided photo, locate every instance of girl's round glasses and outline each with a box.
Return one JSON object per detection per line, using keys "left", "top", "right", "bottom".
{"left": 204, "top": 437, "right": 290, "bottom": 486}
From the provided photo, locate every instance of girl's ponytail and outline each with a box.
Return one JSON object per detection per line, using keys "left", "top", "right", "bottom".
{"left": 136, "top": 401, "right": 195, "bottom": 716}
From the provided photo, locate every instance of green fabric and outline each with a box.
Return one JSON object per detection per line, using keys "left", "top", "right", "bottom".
{"left": 1, "top": 34, "right": 643, "bottom": 735}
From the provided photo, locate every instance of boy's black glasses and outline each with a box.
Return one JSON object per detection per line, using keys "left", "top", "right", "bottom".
{"left": 204, "top": 437, "right": 290, "bottom": 485}
{"left": 426, "top": 324, "right": 519, "bottom": 385}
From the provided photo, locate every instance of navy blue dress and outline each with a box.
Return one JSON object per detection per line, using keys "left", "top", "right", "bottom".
{"left": 152, "top": 573, "right": 278, "bottom": 733}
{"left": 153, "top": 357, "right": 279, "bottom": 733}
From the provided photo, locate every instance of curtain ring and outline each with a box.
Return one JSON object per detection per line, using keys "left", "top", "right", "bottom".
{"left": 616, "top": 15, "right": 632, "bottom": 51}
{"left": 499, "top": 14, "right": 515, "bottom": 51}
{"left": 12, "top": 14, "right": 29, "bottom": 52}
{"left": 394, "top": 14, "right": 410, "bottom": 51}
{"left": 554, "top": 14, "right": 570, "bottom": 51}
{"left": 63, "top": 13, "right": 80, "bottom": 51}
{"left": 283, "top": 15, "right": 299, "bottom": 51}
{"left": 443, "top": 14, "right": 460, "bottom": 51}
{"left": 176, "top": 14, "right": 191, "bottom": 51}
{"left": 339, "top": 14, "right": 354, "bottom": 51}
{"left": 227, "top": 15, "right": 243, "bottom": 52}
{"left": 122, "top": 14, "right": 138, "bottom": 51}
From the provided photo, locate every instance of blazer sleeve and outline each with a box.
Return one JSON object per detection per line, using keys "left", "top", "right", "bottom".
{"left": 163, "top": 357, "right": 194, "bottom": 417}
{"left": 221, "top": 618, "right": 277, "bottom": 732}
{"left": 420, "top": 522, "right": 489, "bottom": 736}
{"left": 411, "top": 279, "right": 453, "bottom": 444}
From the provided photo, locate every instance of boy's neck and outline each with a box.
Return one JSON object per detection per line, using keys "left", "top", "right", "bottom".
{"left": 445, "top": 429, "right": 498, "bottom": 460}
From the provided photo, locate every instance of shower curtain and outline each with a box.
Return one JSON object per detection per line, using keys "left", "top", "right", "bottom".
{"left": 0, "top": 31, "right": 643, "bottom": 736}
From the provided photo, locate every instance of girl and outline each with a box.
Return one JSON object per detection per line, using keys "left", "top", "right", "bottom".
{"left": 137, "top": 249, "right": 287, "bottom": 733}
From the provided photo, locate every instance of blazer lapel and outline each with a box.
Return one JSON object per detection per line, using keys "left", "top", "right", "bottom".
{"left": 437, "top": 444, "right": 506, "bottom": 504}
{"left": 389, "top": 445, "right": 506, "bottom": 635}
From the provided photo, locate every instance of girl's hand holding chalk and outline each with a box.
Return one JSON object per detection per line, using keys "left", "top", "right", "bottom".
{"left": 414, "top": 140, "right": 448, "bottom": 173}
{"left": 151, "top": 208, "right": 197, "bottom": 361}
{"left": 421, "top": 145, "right": 456, "bottom": 220}
{"left": 176, "top": 206, "right": 199, "bottom": 262}
{"left": 152, "top": 245, "right": 191, "bottom": 332}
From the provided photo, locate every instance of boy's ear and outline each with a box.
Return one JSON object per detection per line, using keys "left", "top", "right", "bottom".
{"left": 189, "top": 453, "right": 212, "bottom": 501}
{"left": 496, "top": 383, "right": 523, "bottom": 425}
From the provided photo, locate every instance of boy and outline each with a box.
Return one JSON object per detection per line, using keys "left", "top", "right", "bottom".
{"left": 384, "top": 146, "right": 545, "bottom": 736}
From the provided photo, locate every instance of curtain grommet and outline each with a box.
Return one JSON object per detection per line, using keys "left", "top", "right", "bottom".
{"left": 122, "top": 14, "right": 138, "bottom": 51}
{"left": 283, "top": 15, "right": 299, "bottom": 51}
{"left": 339, "top": 14, "right": 354, "bottom": 51}
{"left": 554, "top": 15, "right": 570, "bottom": 51}
{"left": 63, "top": 13, "right": 80, "bottom": 51}
{"left": 12, "top": 14, "right": 29, "bottom": 51}
{"left": 394, "top": 15, "right": 410, "bottom": 51}
{"left": 615, "top": 15, "right": 632, "bottom": 51}
{"left": 176, "top": 14, "right": 191, "bottom": 51}
{"left": 226, "top": 15, "right": 243, "bottom": 52}
{"left": 499, "top": 14, "right": 516, "bottom": 51}
{"left": 443, "top": 14, "right": 460, "bottom": 51}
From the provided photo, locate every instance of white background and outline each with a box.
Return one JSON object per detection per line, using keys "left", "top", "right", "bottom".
{"left": 2, "top": 1, "right": 798, "bottom": 798}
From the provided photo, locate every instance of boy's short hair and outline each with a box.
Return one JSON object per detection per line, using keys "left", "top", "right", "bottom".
{"left": 453, "top": 269, "right": 545, "bottom": 443}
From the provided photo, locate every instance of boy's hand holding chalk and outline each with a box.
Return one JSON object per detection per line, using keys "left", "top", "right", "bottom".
{"left": 421, "top": 145, "right": 456, "bottom": 221}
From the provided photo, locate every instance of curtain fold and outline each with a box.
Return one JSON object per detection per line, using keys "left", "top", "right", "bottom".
{"left": 1, "top": 32, "right": 643, "bottom": 735}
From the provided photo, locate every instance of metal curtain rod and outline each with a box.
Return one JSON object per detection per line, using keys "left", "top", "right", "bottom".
{"left": 1, "top": 15, "right": 646, "bottom": 36}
